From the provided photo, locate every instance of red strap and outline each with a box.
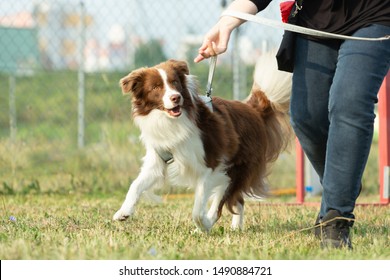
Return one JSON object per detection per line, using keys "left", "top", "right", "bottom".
{"left": 280, "top": 1, "right": 295, "bottom": 23}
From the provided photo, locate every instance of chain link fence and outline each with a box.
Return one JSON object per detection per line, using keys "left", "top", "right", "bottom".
{"left": 0, "top": 0, "right": 308, "bottom": 195}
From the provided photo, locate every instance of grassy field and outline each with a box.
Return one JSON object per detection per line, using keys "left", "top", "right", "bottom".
{"left": 1, "top": 193, "right": 389, "bottom": 260}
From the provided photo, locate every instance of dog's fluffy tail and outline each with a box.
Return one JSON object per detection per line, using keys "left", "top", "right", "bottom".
{"left": 253, "top": 51, "right": 292, "bottom": 113}
{"left": 246, "top": 52, "right": 293, "bottom": 162}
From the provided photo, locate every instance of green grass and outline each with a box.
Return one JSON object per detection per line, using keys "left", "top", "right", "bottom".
{"left": 1, "top": 194, "right": 389, "bottom": 260}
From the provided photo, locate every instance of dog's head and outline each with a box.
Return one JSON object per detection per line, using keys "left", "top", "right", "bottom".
{"left": 120, "top": 60, "right": 192, "bottom": 118}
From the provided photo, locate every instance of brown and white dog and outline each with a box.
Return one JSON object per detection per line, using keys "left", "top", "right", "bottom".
{"left": 113, "top": 54, "right": 292, "bottom": 232}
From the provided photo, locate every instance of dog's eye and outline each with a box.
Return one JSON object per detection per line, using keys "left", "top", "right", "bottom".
{"left": 171, "top": 80, "right": 178, "bottom": 86}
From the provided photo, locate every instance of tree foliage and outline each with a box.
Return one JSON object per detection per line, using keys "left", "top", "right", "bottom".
{"left": 134, "top": 39, "right": 167, "bottom": 68}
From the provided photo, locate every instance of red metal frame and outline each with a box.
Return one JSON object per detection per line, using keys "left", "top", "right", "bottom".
{"left": 378, "top": 71, "right": 390, "bottom": 204}
{"left": 296, "top": 72, "right": 390, "bottom": 205}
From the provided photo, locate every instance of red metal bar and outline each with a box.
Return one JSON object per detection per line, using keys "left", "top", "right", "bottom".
{"left": 295, "top": 137, "right": 305, "bottom": 204}
{"left": 378, "top": 72, "right": 390, "bottom": 205}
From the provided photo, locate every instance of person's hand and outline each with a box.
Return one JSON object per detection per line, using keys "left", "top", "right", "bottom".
{"left": 194, "top": 20, "right": 235, "bottom": 63}
{"left": 194, "top": 0, "right": 258, "bottom": 63}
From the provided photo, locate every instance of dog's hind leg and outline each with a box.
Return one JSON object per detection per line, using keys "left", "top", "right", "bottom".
{"left": 231, "top": 199, "right": 245, "bottom": 230}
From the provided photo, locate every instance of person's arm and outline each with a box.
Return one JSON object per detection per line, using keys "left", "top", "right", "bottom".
{"left": 194, "top": 0, "right": 260, "bottom": 63}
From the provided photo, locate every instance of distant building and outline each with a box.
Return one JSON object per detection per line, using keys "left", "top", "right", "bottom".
{"left": 0, "top": 12, "right": 39, "bottom": 75}
{"left": 33, "top": 1, "right": 94, "bottom": 70}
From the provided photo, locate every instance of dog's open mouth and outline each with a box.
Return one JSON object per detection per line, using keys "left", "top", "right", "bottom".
{"left": 165, "top": 106, "right": 182, "bottom": 117}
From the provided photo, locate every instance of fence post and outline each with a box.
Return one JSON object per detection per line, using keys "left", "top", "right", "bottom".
{"left": 77, "top": 1, "right": 86, "bottom": 148}
{"left": 9, "top": 75, "right": 17, "bottom": 142}
{"left": 378, "top": 72, "right": 390, "bottom": 204}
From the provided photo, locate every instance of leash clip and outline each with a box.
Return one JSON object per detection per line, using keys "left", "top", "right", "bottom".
{"left": 293, "top": 0, "right": 303, "bottom": 16}
{"left": 205, "top": 55, "right": 218, "bottom": 98}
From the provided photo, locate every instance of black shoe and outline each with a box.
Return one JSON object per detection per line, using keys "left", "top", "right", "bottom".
{"left": 313, "top": 183, "right": 360, "bottom": 243}
{"left": 319, "top": 209, "right": 353, "bottom": 249}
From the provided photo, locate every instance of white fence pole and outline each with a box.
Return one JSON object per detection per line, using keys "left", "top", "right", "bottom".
{"left": 77, "top": 1, "right": 86, "bottom": 148}
{"left": 9, "top": 74, "right": 17, "bottom": 142}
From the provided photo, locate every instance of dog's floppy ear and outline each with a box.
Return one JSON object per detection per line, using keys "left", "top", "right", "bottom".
{"left": 166, "top": 59, "right": 189, "bottom": 75}
{"left": 119, "top": 68, "right": 146, "bottom": 95}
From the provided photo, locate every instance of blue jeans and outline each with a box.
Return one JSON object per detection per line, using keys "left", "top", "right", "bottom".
{"left": 290, "top": 24, "right": 390, "bottom": 219}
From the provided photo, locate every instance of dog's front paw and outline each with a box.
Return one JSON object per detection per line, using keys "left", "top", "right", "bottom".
{"left": 113, "top": 209, "right": 132, "bottom": 221}
{"left": 193, "top": 215, "right": 213, "bottom": 233}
